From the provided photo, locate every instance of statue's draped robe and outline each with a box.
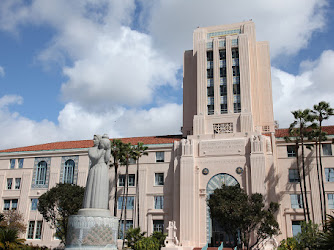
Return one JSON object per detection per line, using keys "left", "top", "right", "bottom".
{"left": 83, "top": 146, "right": 109, "bottom": 209}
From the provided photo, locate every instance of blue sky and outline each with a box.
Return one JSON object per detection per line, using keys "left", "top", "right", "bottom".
{"left": 0, "top": 0, "right": 333, "bottom": 149}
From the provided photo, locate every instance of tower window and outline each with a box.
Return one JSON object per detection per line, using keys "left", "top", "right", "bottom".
{"left": 207, "top": 51, "right": 213, "bottom": 61}
{"left": 207, "top": 68, "right": 213, "bottom": 78}
{"left": 219, "top": 50, "right": 226, "bottom": 60}
{"left": 232, "top": 48, "right": 239, "bottom": 58}
{"left": 220, "top": 68, "right": 226, "bottom": 77}
{"left": 232, "top": 66, "right": 240, "bottom": 76}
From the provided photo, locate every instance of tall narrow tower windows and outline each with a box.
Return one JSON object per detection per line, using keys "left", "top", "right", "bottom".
{"left": 232, "top": 48, "right": 241, "bottom": 113}
{"left": 219, "top": 49, "right": 227, "bottom": 114}
{"left": 207, "top": 50, "right": 214, "bottom": 115}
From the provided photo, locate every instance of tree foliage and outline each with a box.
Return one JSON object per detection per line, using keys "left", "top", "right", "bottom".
{"left": 0, "top": 210, "right": 26, "bottom": 234}
{"left": 208, "top": 185, "right": 280, "bottom": 249}
{"left": 278, "top": 221, "right": 321, "bottom": 250}
{"left": 318, "top": 215, "right": 334, "bottom": 249}
{"left": 38, "top": 183, "right": 85, "bottom": 244}
{"left": 125, "top": 227, "right": 166, "bottom": 250}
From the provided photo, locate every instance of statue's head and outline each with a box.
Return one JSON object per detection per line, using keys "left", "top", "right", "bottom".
{"left": 93, "top": 135, "right": 102, "bottom": 146}
{"left": 100, "top": 134, "right": 111, "bottom": 150}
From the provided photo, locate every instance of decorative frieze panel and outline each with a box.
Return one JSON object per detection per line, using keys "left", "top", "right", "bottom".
{"left": 199, "top": 139, "right": 245, "bottom": 156}
{"left": 213, "top": 123, "right": 233, "bottom": 134}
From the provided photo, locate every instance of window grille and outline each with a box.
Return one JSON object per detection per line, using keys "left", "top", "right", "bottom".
{"left": 213, "top": 123, "right": 233, "bottom": 134}
{"left": 153, "top": 220, "right": 164, "bottom": 232}
{"left": 36, "top": 161, "right": 47, "bottom": 185}
{"left": 18, "top": 159, "right": 24, "bottom": 168}
{"left": 287, "top": 146, "right": 296, "bottom": 157}
{"left": 262, "top": 125, "right": 270, "bottom": 132}
{"left": 10, "top": 159, "right": 15, "bottom": 169}
{"left": 63, "top": 160, "right": 75, "bottom": 184}
{"left": 117, "top": 197, "right": 134, "bottom": 210}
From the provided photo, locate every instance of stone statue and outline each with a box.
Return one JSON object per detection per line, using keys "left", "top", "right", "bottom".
{"left": 83, "top": 134, "right": 111, "bottom": 209}
{"left": 66, "top": 134, "right": 118, "bottom": 250}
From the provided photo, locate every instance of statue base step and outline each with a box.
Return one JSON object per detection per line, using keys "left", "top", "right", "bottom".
{"left": 65, "top": 209, "right": 118, "bottom": 249}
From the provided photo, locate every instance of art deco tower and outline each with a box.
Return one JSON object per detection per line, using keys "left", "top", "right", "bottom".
{"left": 183, "top": 21, "right": 274, "bottom": 137}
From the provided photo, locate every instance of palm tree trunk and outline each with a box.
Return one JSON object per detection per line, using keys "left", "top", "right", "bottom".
{"left": 136, "top": 159, "right": 140, "bottom": 228}
{"left": 315, "top": 139, "right": 325, "bottom": 225}
{"left": 319, "top": 121, "right": 327, "bottom": 222}
{"left": 122, "top": 162, "right": 129, "bottom": 248}
{"left": 301, "top": 134, "right": 311, "bottom": 221}
{"left": 118, "top": 174, "right": 126, "bottom": 238}
{"left": 296, "top": 143, "right": 306, "bottom": 220}
{"left": 114, "top": 162, "right": 118, "bottom": 217}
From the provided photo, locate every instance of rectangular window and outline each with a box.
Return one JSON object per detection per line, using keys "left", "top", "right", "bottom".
{"left": 232, "top": 66, "right": 240, "bottom": 76}
{"left": 117, "top": 196, "right": 134, "bottom": 210}
{"left": 325, "top": 168, "right": 334, "bottom": 182}
{"left": 6, "top": 178, "right": 13, "bottom": 190}
{"left": 15, "top": 178, "right": 21, "bottom": 190}
{"left": 18, "top": 159, "right": 24, "bottom": 169}
{"left": 119, "top": 175, "right": 125, "bottom": 187}
{"left": 3, "top": 199, "right": 18, "bottom": 210}
{"left": 288, "top": 169, "right": 300, "bottom": 183}
{"left": 3, "top": 200, "right": 10, "bottom": 211}
{"left": 31, "top": 199, "right": 38, "bottom": 211}
{"left": 287, "top": 145, "right": 296, "bottom": 157}
{"left": 154, "top": 196, "right": 164, "bottom": 209}
{"left": 232, "top": 48, "right": 239, "bottom": 58}
{"left": 207, "top": 68, "right": 213, "bottom": 78}
{"left": 220, "top": 68, "right": 226, "bottom": 77}
{"left": 27, "top": 221, "right": 35, "bottom": 239}
{"left": 155, "top": 173, "right": 164, "bottom": 186}
{"left": 322, "top": 144, "right": 332, "bottom": 156}
{"left": 118, "top": 175, "right": 135, "bottom": 187}
{"left": 328, "top": 194, "right": 334, "bottom": 209}
{"left": 219, "top": 50, "right": 226, "bottom": 60}
{"left": 207, "top": 51, "right": 213, "bottom": 61}
{"left": 11, "top": 199, "right": 18, "bottom": 210}
{"left": 129, "top": 158, "right": 136, "bottom": 164}
{"left": 128, "top": 174, "right": 135, "bottom": 187}
{"left": 153, "top": 220, "right": 164, "bottom": 232}
{"left": 119, "top": 220, "right": 133, "bottom": 239}
{"left": 156, "top": 152, "right": 165, "bottom": 163}
{"left": 292, "top": 221, "right": 302, "bottom": 236}
{"left": 290, "top": 194, "right": 303, "bottom": 209}
{"left": 35, "top": 221, "right": 43, "bottom": 239}
{"left": 10, "top": 159, "right": 15, "bottom": 169}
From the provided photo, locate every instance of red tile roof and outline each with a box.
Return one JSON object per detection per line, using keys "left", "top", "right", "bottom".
{"left": 275, "top": 125, "right": 334, "bottom": 138}
{"left": 0, "top": 135, "right": 182, "bottom": 153}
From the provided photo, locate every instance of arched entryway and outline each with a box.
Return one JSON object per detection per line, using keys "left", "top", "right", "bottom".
{"left": 206, "top": 173, "right": 239, "bottom": 247}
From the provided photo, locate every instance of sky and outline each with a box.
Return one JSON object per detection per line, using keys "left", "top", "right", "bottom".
{"left": 0, "top": 0, "right": 334, "bottom": 150}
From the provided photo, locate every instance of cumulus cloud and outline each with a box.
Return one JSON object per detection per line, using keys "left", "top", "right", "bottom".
{"left": 272, "top": 50, "right": 334, "bottom": 128}
{"left": 0, "top": 97, "right": 182, "bottom": 150}
{"left": 142, "top": 0, "right": 327, "bottom": 63}
{"left": 0, "top": 66, "right": 4, "bottom": 77}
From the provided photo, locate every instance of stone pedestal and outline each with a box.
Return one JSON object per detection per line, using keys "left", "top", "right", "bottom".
{"left": 65, "top": 209, "right": 118, "bottom": 250}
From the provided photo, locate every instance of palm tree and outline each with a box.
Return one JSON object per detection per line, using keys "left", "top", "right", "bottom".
{"left": 307, "top": 127, "right": 326, "bottom": 224}
{"left": 0, "top": 228, "right": 25, "bottom": 249}
{"left": 120, "top": 143, "right": 135, "bottom": 248}
{"left": 290, "top": 109, "right": 313, "bottom": 222}
{"left": 318, "top": 215, "right": 334, "bottom": 249}
{"left": 311, "top": 101, "right": 334, "bottom": 222}
{"left": 132, "top": 142, "right": 148, "bottom": 228}
{"left": 285, "top": 128, "right": 306, "bottom": 220}
{"left": 110, "top": 139, "right": 124, "bottom": 217}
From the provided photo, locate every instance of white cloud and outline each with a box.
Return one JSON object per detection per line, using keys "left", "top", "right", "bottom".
{"left": 272, "top": 50, "right": 334, "bottom": 128}
{"left": 0, "top": 66, "right": 4, "bottom": 77}
{"left": 0, "top": 98, "right": 182, "bottom": 150}
{"left": 142, "top": 0, "right": 327, "bottom": 63}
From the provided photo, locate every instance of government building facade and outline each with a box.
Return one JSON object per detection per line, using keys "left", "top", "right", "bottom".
{"left": 0, "top": 21, "right": 333, "bottom": 249}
